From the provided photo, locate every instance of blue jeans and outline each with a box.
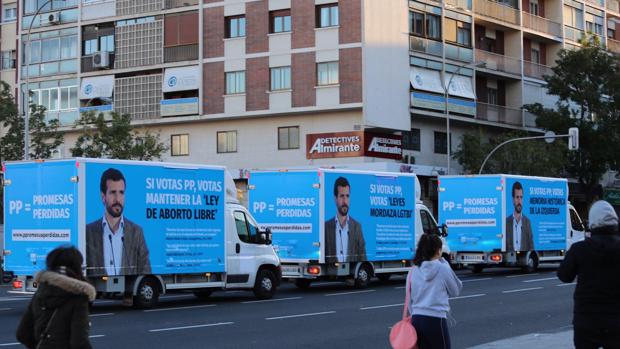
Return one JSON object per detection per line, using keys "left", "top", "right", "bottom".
{"left": 411, "top": 314, "right": 451, "bottom": 349}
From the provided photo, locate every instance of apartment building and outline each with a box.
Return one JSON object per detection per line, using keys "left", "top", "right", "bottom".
{"left": 1, "top": 0, "right": 17, "bottom": 92}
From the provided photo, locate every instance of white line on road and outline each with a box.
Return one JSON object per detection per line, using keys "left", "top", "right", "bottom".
{"left": 502, "top": 287, "right": 544, "bottom": 293}
{"left": 506, "top": 273, "right": 539, "bottom": 278}
{"left": 0, "top": 297, "right": 30, "bottom": 302}
{"left": 0, "top": 308, "right": 11, "bottom": 311}
{"left": 266, "top": 311, "right": 336, "bottom": 320}
{"left": 89, "top": 313, "right": 114, "bottom": 317}
{"left": 394, "top": 286, "right": 406, "bottom": 290}
{"left": 159, "top": 294, "right": 195, "bottom": 300}
{"left": 144, "top": 304, "right": 216, "bottom": 313}
{"left": 523, "top": 277, "right": 558, "bottom": 283}
{"left": 149, "top": 322, "right": 234, "bottom": 333}
{"left": 0, "top": 343, "right": 19, "bottom": 347}
{"left": 556, "top": 283, "right": 576, "bottom": 287}
{"left": 242, "top": 297, "right": 302, "bottom": 304}
{"left": 325, "top": 290, "right": 376, "bottom": 297}
{"left": 449, "top": 293, "right": 486, "bottom": 300}
{"left": 461, "top": 278, "right": 492, "bottom": 283}
{"left": 360, "top": 303, "right": 403, "bottom": 310}
{"left": 89, "top": 335, "right": 105, "bottom": 339}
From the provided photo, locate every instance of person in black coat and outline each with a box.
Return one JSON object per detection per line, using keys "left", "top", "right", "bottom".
{"left": 17, "top": 246, "right": 96, "bottom": 349}
{"left": 558, "top": 200, "right": 620, "bottom": 349}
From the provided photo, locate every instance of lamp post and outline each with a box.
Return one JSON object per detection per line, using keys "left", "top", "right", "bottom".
{"left": 23, "top": 0, "right": 65, "bottom": 160}
{"left": 444, "top": 61, "right": 485, "bottom": 175}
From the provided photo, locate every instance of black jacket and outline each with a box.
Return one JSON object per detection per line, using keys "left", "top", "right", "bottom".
{"left": 557, "top": 230, "right": 620, "bottom": 329}
{"left": 16, "top": 271, "right": 96, "bottom": 349}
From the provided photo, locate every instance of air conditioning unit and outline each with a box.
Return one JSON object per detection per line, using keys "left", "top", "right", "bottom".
{"left": 47, "top": 11, "right": 61, "bottom": 25}
{"left": 92, "top": 51, "right": 110, "bottom": 69}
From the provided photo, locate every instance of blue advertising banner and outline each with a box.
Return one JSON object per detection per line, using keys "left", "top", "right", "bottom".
{"left": 323, "top": 171, "right": 416, "bottom": 262}
{"left": 504, "top": 177, "right": 567, "bottom": 251}
{"left": 4, "top": 161, "right": 79, "bottom": 275}
{"left": 84, "top": 162, "right": 225, "bottom": 276}
{"left": 249, "top": 171, "right": 320, "bottom": 261}
{"left": 440, "top": 176, "right": 503, "bottom": 252}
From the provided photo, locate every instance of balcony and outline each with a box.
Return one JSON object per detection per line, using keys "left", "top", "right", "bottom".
{"left": 584, "top": 0, "right": 604, "bottom": 8}
{"left": 522, "top": 12, "right": 562, "bottom": 38}
{"left": 164, "top": 44, "right": 199, "bottom": 62}
{"left": 564, "top": 26, "right": 585, "bottom": 43}
{"left": 474, "top": 0, "right": 520, "bottom": 25}
{"left": 475, "top": 49, "right": 522, "bottom": 75}
{"left": 476, "top": 103, "right": 524, "bottom": 126}
{"left": 523, "top": 61, "right": 552, "bottom": 80}
{"left": 445, "top": 43, "right": 474, "bottom": 62}
{"left": 607, "top": 38, "right": 620, "bottom": 54}
{"left": 445, "top": 0, "right": 472, "bottom": 10}
{"left": 608, "top": 0, "right": 620, "bottom": 13}
{"left": 160, "top": 97, "right": 199, "bottom": 117}
{"left": 165, "top": 0, "right": 198, "bottom": 9}
{"left": 409, "top": 36, "right": 443, "bottom": 57}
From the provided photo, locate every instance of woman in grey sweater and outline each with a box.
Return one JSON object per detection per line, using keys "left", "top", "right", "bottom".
{"left": 409, "top": 234, "right": 462, "bottom": 349}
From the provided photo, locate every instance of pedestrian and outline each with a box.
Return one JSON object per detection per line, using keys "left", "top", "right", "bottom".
{"left": 558, "top": 200, "right": 620, "bottom": 349}
{"left": 409, "top": 233, "right": 462, "bottom": 349}
{"left": 16, "top": 245, "right": 95, "bottom": 349}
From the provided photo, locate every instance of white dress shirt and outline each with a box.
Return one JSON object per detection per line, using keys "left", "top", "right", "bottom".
{"left": 513, "top": 216, "right": 522, "bottom": 252}
{"left": 102, "top": 217, "right": 125, "bottom": 276}
{"left": 335, "top": 216, "right": 349, "bottom": 263}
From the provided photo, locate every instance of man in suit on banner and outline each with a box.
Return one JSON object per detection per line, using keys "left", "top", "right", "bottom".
{"left": 506, "top": 181, "right": 534, "bottom": 252}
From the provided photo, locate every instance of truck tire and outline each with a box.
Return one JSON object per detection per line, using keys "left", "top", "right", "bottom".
{"left": 254, "top": 269, "right": 277, "bottom": 299}
{"left": 193, "top": 290, "right": 212, "bottom": 300}
{"left": 472, "top": 265, "right": 484, "bottom": 274}
{"left": 134, "top": 277, "right": 160, "bottom": 309}
{"left": 377, "top": 274, "right": 391, "bottom": 282}
{"left": 354, "top": 264, "right": 372, "bottom": 289}
{"left": 523, "top": 254, "right": 539, "bottom": 274}
{"left": 294, "top": 279, "right": 312, "bottom": 289}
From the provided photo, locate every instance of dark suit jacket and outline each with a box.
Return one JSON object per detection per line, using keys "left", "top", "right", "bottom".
{"left": 86, "top": 217, "right": 151, "bottom": 276}
{"left": 506, "top": 214, "right": 534, "bottom": 252}
{"left": 325, "top": 217, "right": 366, "bottom": 263}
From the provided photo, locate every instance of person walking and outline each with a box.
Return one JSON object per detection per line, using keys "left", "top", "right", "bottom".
{"left": 16, "top": 246, "right": 95, "bottom": 349}
{"left": 558, "top": 200, "right": 620, "bottom": 349}
{"left": 409, "top": 234, "right": 462, "bottom": 349}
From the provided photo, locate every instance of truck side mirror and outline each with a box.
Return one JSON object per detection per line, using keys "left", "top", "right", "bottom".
{"left": 440, "top": 224, "right": 448, "bottom": 237}
{"left": 265, "top": 228, "right": 272, "bottom": 245}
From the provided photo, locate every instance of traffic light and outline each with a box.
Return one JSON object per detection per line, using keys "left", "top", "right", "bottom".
{"left": 568, "top": 127, "right": 579, "bottom": 150}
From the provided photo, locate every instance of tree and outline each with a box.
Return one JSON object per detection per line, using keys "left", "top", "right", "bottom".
{"left": 71, "top": 111, "right": 167, "bottom": 160}
{"left": 523, "top": 35, "right": 620, "bottom": 203}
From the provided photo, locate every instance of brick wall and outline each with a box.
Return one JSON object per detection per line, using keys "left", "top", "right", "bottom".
{"left": 292, "top": 52, "right": 316, "bottom": 107}
{"left": 292, "top": 0, "right": 315, "bottom": 49}
{"left": 246, "top": 57, "right": 270, "bottom": 111}
{"left": 339, "top": 0, "right": 362, "bottom": 44}
{"left": 204, "top": 7, "right": 224, "bottom": 58}
{"left": 246, "top": 0, "right": 269, "bottom": 54}
{"left": 203, "top": 62, "right": 225, "bottom": 114}
{"left": 339, "top": 47, "right": 362, "bottom": 104}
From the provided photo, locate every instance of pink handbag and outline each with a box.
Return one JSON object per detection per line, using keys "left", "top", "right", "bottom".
{"left": 389, "top": 269, "right": 418, "bottom": 349}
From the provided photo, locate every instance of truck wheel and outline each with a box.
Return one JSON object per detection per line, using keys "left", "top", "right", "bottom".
{"left": 254, "top": 269, "right": 277, "bottom": 299}
{"left": 193, "top": 290, "right": 212, "bottom": 300}
{"left": 523, "top": 254, "right": 539, "bottom": 273}
{"left": 377, "top": 274, "right": 391, "bottom": 282}
{"left": 134, "top": 277, "right": 160, "bottom": 309}
{"left": 472, "top": 265, "right": 484, "bottom": 274}
{"left": 294, "top": 279, "right": 312, "bottom": 289}
{"left": 354, "top": 264, "right": 372, "bottom": 289}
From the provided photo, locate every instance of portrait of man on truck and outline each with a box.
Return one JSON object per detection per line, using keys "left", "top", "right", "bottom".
{"left": 324, "top": 176, "right": 367, "bottom": 263}
{"left": 506, "top": 181, "right": 534, "bottom": 252}
{"left": 86, "top": 168, "right": 151, "bottom": 276}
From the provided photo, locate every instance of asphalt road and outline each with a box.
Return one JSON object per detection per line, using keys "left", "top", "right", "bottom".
{"left": 0, "top": 265, "right": 575, "bottom": 349}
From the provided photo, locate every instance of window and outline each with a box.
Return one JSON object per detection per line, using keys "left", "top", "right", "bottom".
{"left": 1, "top": 50, "right": 16, "bottom": 70}
{"left": 84, "top": 39, "right": 97, "bottom": 55}
{"left": 563, "top": 6, "right": 584, "bottom": 29}
{"left": 529, "top": 0, "right": 539, "bottom": 15}
{"left": 32, "top": 86, "right": 78, "bottom": 111}
{"left": 434, "top": 131, "right": 448, "bottom": 154}
{"left": 409, "top": 11, "right": 442, "bottom": 40}
{"left": 487, "top": 88, "right": 498, "bottom": 105}
{"left": 426, "top": 14, "right": 441, "bottom": 40}
{"left": 116, "top": 16, "right": 155, "bottom": 27}
{"left": 570, "top": 208, "right": 584, "bottom": 231}
{"left": 3, "top": 3, "right": 16, "bottom": 22}
{"left": 317, "top": 3, "right": 338, "bottom": 28}
{"left": 60, "top": 36, "right": 78, "bottom": 59}
{"left": 609, "top": 20, "right": 616, "bottom": 38}
{"left": 445, "top": 18, "right": 471, "bottom": 47}
{"left": 171, "top": 134, "right": 189, "bottom": 156}
{"left": 317, "top": 62, "right": 339, "bottom": 86}
{"left": 233, "top": 211, "right": 259, "bottom": 243}
{"left": 99, "top": 35, "right": 114, "bottom": 52}
{"left": 225, "top": 15, "right": 246, "bottom": 38}
{"left": 225, "top": 71, "right": 245, "bottom": 94}
{"left": 531, "top": 48, "right": 540, "bottom": 63}
{"left": 278, "top": 126, "right": 300, "bottom": 150}
{"left": 585, "top": 13, "right": 604, "bottom": 36}
{"left": 270, "top": 66, "right": 291, "bottom": 91}
{"left": 41, "top": 38, "right": 60, "bottom": 62}
{"left": 217, "top": 131, "right": 237, "bottom": 153}
{"left": 420, "top": 210, "right": 439, "bottom": 235}
{"left": 24, "top": 0, "right": 78, "bottom": 15}
{"left": 402, "top": 128, "right": 421, "bottom": 151}
{"left": 410, "top": 11, "right": 424, "bottom": 36}
{"left": 270, "top": 10, "right": 291, "bottom": 33}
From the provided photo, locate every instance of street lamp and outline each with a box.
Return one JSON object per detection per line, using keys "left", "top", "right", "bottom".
{"left": 444, "top": 61, "right": 486, "bottom": 175}
{"left": 23, "top": 0, "right": 65, "bottom": 160}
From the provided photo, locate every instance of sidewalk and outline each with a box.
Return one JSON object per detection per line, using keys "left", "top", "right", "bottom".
{"left": 468, "top": 329, "right": 573, "bottom": 349}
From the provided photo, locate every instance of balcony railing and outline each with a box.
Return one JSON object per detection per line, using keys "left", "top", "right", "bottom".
{"left": 409, "top": 36, "right": 443, "bottom": 57}
{"left": 445, "top": 0, "right": 472, "bottom": 10}
{"left": 476, "top": 103, "right": 524, "bottom": 126}
{"left": 523, "top": 61, "right": 552, "bottom": 80}
{"left": 475, "top": 49, "right": 522, "bottom": 75}
{"left": 608, "top": 0, "right": 620, "bottom": 13}
{"left": 165, "top": 0, "right": 198, "bottom": 9}
{"left": 564, "top": 26, "right": 585, "bottom": 42}
{"left": 445, "top": 43, "right": 474, "bottom": 62}
{"left": 584, "top": 0, "right": 604, "bottom": 7}
{"left": 607, "top": 38, "right": 620, "bottom": 54}
{"left": 474, "top": 0, "right": 520, "bottom": 25}
{"left": 522, "top": 12, "right": 562, "bottom": 37}
{"left": 164, "top": 44, "right": 199, "bottom": 62}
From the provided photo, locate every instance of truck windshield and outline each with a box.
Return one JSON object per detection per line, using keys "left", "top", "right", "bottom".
{"left": 233, "top": 211, "right": 258, "bottom": 243}
{"left": 420, "top": 210, "right": 439, "bottom": 235}
{"left": 570, "top": 208, "right": 584, "bottom": 231}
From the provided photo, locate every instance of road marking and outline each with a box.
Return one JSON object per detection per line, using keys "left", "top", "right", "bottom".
{"left": 0, "top": 308, "right": 11, "bottom": 311}
{"left": 144, "top": 304, "right": 216, "bottom": 313}
{"left": 312, "top": 282, "right": 342, "bottom": 286}
{"left": 89, "top": 313, "right": 114, "bottom": 317}
{"left": 325, "top": 290, "right": 376, "bottom": 297}
{"left": 242, "top": 297, "right": 302, "bottom": 304}
{"left": 89, "top": 335, "right": 105, "bottom": 339}
{"left": 462, "top": 278, "right": 492, "bottom": 283}
{"left": 506, "top": 273, "right": 539, "bottom": 278}
{"left": 159, "top": 294, "right": 195, "bottom": 300}
{"left": 360, "top": 303, "right": 404, "bottom": 310}
{"left": 523, "top": 277, "right": 558, "bottom": 283}
{"left": 0, "top": 297, "right": 30, "bottom": 302}
{"left": 502, "top": 287, "right": 544, "bottom": 293}
{"left": 394, "top": 286, "right": 406, "bottom": 290}
{"left": 556, "top": 283, "right": 576, "bottom": 287}
{"left": 149, "top": 322, "right": 234, "bottom": 333}
{"left": 450, "top": 293, "right": 486, "bottom": 300}
{"left": 94, "top": 300, "right": 116, "bottom": 305}
{"left": 0, "top": 342, "right": 19, "bottom": 347}
{"left": 266, "top": 311, "right": 336, "bottom": 320}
